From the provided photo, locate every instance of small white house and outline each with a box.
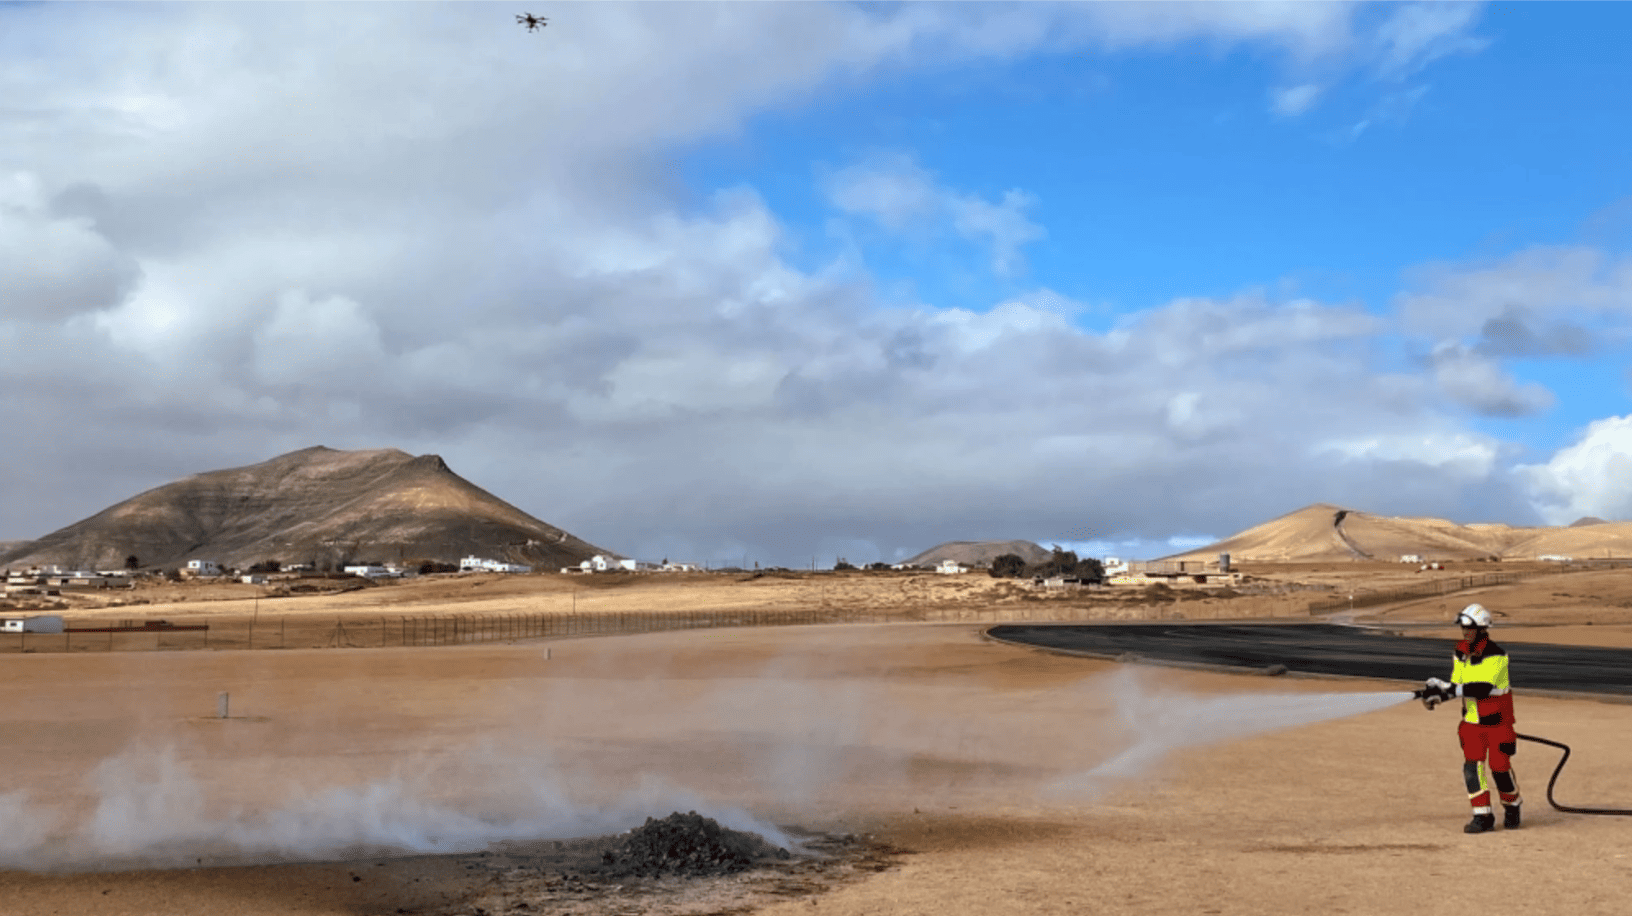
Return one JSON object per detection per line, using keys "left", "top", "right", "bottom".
{"left": 936, "top": 559, "right": 969, "bottom": 575}
{"left": 185, "top": 559, "right": 224, "bottom": 577}
{"left": 1400, "top": 554, "right": 1423, "bottom": 564}
{"left": 460, "top": 556, "right": 532, "bottom": 574}
{"left": 343, "top": 565, "right": 393, "bottom": 579}
{"left": 2, "top": 615, "right": 65, "bottom": 634}
{"left": 579, "top": 555, "right": 636, "bottom": 572}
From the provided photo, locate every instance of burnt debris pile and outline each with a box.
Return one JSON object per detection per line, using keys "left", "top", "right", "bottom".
{"left": 600, "top": 811, "right": 790, "bottom": 878}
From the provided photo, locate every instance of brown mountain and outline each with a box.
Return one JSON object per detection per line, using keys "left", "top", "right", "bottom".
{"left": 0, "top": 447, "right": 610, "bottom": 572}
{"left": 903, "top": 539, "right": 1052, "bottom": 568}
{"left": 1161, "top": 504, "right": 1632, "bottom": 564}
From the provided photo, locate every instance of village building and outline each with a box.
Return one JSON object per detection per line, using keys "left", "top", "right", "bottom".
{"left": 460, "top": 556, "right": 532, "bottom": 574}
{"left": 1108, "top": 559, "right": 1243, "bottom": 588}
{"left": 576, "top": 554, "right": 636, "bottom": 573}
{"left": 1, "top": 615, "right": 65, "bottom": 634}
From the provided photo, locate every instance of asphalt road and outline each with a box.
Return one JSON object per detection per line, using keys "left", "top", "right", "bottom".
{"left": 986, "top": 623, "right": 1632, "bottom": 697}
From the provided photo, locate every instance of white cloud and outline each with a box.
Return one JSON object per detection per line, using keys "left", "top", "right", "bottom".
{"left": 0, "top": 171, "right": 140, "bottom": 320}
{"left": 1370, "top": 1, "right": 1489, "bottom": 79}
{"left": 1316, "top": 430, "right": 1500, "bottom": 477}
{"left": 1428, "top": 342, "right": 1555, "bottom": 417}
{"left": 823, "top": 154, "right": 1045, "bottom": 276}
{"left": 1270, "top": 83, "right": 1323, "bottom": 116}
{"left": 821, "top": 155, "right": 940, "bottom": 231}
{"left": 252, "top": 291, "right": 387, "bottom": 389}
{"left": 1397, "top": 246, "right": 1632, "bottom": 340}
{"left": 0, "top": 2, "right": 1551, "bottom": 562}
{"left": 1516, "top": 416, "right": 1632, "bottom": 524}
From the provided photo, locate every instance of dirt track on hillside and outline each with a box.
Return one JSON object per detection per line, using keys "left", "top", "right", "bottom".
{"left": 4, "top": 566, "right": 1632, "bottom": 915}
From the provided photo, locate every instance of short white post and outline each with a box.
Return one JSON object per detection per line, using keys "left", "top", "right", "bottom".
{"left": 217, "top": 691, "right": 230, "bottom": 719}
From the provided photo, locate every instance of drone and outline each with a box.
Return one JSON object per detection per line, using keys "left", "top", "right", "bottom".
{"left": 516, "top": 12, "right": 547, "bottom": 32}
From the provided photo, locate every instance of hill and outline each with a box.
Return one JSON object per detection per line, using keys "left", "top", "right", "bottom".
{"left": 1162, "top": 504, "right": 1632, "bottom": 564}
{"left": 0, "top": 446, "right": 609, "bottom": 572}
{"left": 903, "top": 540, "right": 1051, "bottom": 569}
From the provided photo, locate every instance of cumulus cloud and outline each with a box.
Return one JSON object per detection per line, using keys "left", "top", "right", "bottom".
{"left": 1474, "top": 306, "right": 1596, "bottom": 359}
{"left": 1388, "top": 246, "right": 1630, "bottom": 423}
{"left": 0, "top": 2, "right": 1561, "bottom": 563}
{"left": 1396, "top": 246, "right": 1632, "bottom": 341}
{"left": 0, "top": 172, "right": 140, "bottom": 320}
{"left": 823, "top": 154, "right": 1045, "bottom": 275}
{"left": 1428, "top": 343, "right": 1555, "bottom": 417}
{"left": 1516, "top": 416, "right": 1632, "bottom": 525}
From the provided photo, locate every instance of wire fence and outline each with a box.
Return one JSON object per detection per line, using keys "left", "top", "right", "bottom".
{"left": 0, "top": 603, "right": 1167, "bottom": 654}
{"left": 1301, "top": 562, "right": 1632, "bottom": 614}
{"left": 9, "top": 561, "right": 1627, "bottom": 654}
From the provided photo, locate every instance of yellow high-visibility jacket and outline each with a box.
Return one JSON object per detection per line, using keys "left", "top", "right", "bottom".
{"left": 1450, "top": 636, "right": 1515, "bottom": 726}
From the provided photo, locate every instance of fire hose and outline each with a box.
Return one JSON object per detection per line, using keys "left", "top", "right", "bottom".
{"left": 1514, "top": 732, "right": 1632, "bottom": 816}
{"left": 1411, "top": 687, "right": 1632, "bottom": 815}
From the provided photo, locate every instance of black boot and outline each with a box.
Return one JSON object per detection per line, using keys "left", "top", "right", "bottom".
{"left": 1503, "top": 805, "right": 1521, "bottom": 829}
{"left": 1464, "top": 812, "right": 1495, "bottom": 834}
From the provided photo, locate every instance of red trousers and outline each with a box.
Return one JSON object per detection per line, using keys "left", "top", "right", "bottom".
{"left": 1459, "top": 720, "right": 1520, "bottom": 809}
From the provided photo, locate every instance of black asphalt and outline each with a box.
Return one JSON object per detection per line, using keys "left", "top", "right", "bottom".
{"left": 986, "top": 623, "right": 1632, "bottom": 697}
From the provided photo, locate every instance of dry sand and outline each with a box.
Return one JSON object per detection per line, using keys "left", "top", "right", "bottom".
{"left": 4, "top": 566, "right": 1632, "bottom": 915}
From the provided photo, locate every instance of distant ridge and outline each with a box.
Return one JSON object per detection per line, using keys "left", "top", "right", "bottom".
{"left": 1161, "top": 504, "right": 1632, "bottom": 563}
{"left": 903, "top": 540, "right": 1051, "bottom": 568}
{"left": 0, "top": 446, "right": 609, "bottom": 571}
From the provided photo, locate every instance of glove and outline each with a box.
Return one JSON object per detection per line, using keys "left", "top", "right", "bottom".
{"left": 1425, "top": 677, "right": 1459, "bottom": 699}
{"left": 1418, "top": 677, "right": 1458, "bottom": 709}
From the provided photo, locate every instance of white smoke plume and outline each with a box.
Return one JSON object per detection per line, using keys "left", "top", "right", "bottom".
{"left": 0, "top": 653, "right": 1410, "bottom": 872}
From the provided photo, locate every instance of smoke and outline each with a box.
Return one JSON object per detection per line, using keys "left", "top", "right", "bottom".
{"left": 0, "top": 647, "right": 1412, "bottom": 873}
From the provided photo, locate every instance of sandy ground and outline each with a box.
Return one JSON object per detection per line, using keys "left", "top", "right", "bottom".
{"left": 4, "top": 566, "right": 1632, "bottom": 915}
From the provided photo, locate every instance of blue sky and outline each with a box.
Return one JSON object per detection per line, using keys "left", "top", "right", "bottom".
{"left": 676, "top": 0, "right": 1632, "bottom": 460}
{"left": 2, "top": 2, "right": 1631, "bottom": 566}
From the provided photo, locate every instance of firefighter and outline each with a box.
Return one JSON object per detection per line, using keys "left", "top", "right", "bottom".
{"left": 1419, "top": 603, "right": 1522, "bottom": 833}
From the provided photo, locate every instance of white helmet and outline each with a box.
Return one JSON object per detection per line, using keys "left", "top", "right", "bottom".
{"left": 1457, "top": 603, "right": 1492, "bottom": 629}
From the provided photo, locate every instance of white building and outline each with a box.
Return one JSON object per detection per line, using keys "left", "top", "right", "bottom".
{"left": 936, "top": 559, "right": 969, "bottom": 575}
{"left": 343, "top": 564, "right": 393, "bottom": 579}
{"left": 2, "top": 615, "right": 65, "bottom": 634}
{"left": 185, "top": 559, "right": 223, "bottom": 577}
{"left": 460, "top": 556, "right": 532, "bottom": 574}
{"left": 579, "top": 554, "right": 637, "bottom": 572}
